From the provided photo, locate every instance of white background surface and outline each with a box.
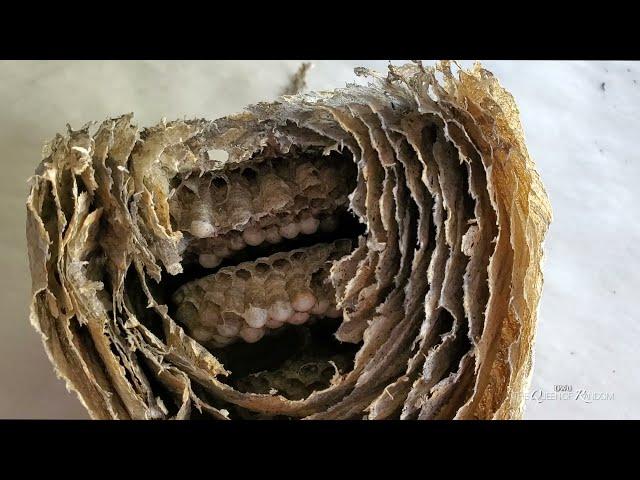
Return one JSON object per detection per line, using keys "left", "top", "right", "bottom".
{"left": 0, "top": 60, "right": 636, "bottom": 419}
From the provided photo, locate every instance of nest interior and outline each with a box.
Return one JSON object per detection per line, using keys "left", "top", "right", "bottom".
{"left": 25, "top": 61, "right": 552, "bottom": 420}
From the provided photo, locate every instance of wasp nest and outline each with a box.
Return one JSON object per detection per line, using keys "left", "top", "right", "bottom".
{"left": 25, "top": 61, "right": 552, "bottom": 420}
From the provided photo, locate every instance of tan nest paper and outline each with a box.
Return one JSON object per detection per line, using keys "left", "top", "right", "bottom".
{"left": 25, "top": 61, "right": 552, "bottom": 420}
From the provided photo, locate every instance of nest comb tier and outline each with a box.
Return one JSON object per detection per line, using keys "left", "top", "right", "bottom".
{"left": 25, "top": 62, "right": 552, "bottom": 420}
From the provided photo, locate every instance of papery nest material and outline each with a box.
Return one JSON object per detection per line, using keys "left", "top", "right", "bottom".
{"left": 26, "top": 61, "right": 552, "bottom": 420}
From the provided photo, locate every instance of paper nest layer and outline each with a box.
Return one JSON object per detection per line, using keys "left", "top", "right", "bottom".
{"left": 25, "top": 61, "right": 552, "bottom": 420}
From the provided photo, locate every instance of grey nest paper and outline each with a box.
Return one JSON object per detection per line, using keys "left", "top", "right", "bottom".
{"left": 25, "top": 61, "right": 552, "bottom": 420}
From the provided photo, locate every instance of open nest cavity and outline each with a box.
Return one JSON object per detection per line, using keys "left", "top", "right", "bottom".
{"left": 25, "top": 61, "right": 552, "bottom": 420}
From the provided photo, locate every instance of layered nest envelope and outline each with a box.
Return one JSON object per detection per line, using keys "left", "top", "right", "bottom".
{"left": 26, "top": 61, "right": 552, "bottom": 420}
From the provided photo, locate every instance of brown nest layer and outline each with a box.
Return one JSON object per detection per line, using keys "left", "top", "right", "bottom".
{"left": 25, "top": 61, "right": 552, "bottom": 419}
